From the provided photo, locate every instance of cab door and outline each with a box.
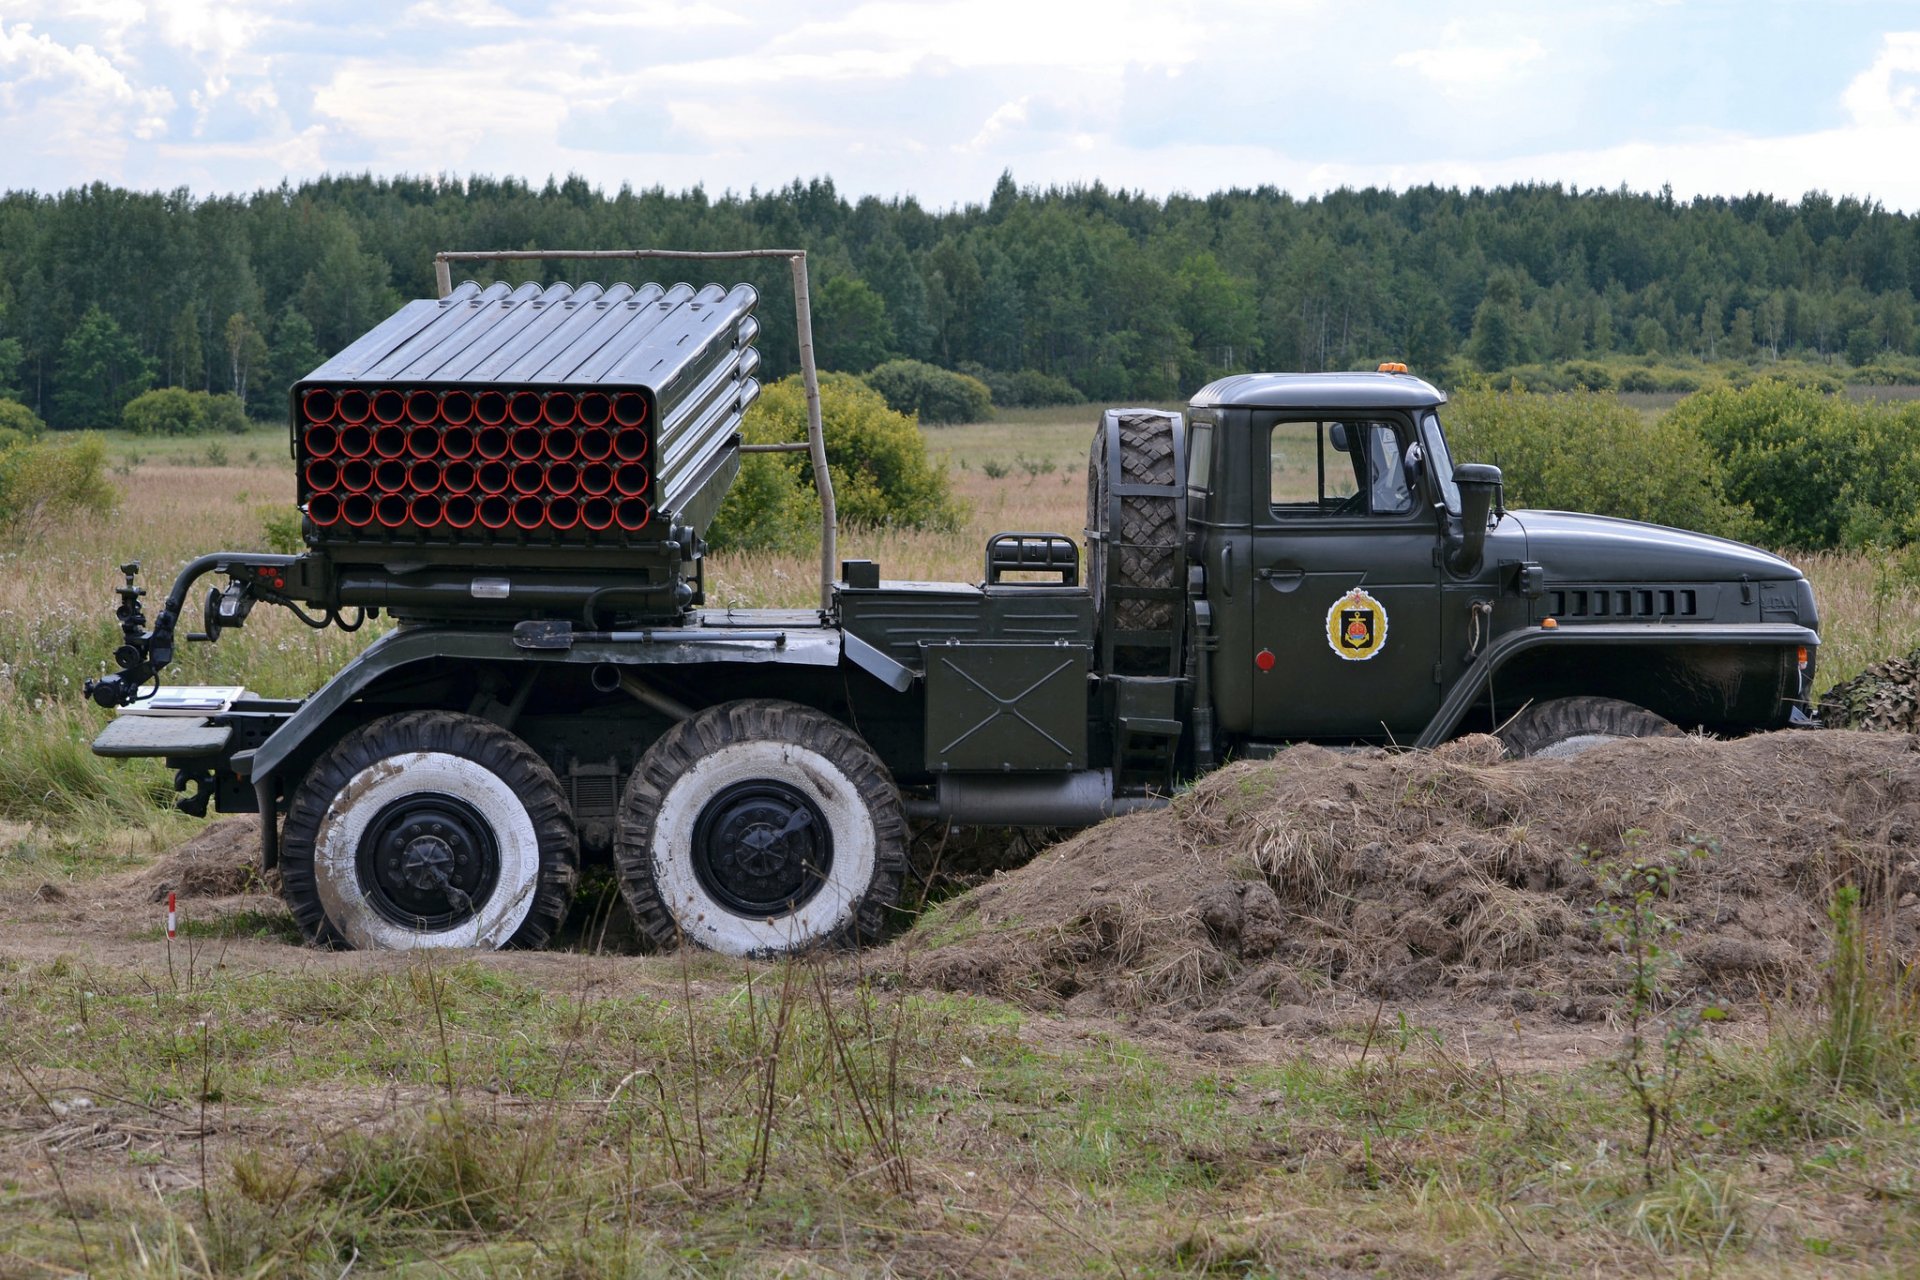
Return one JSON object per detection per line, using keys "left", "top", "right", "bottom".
{"left": 1248, "top": 412, "right": 1443, "bottom": 740}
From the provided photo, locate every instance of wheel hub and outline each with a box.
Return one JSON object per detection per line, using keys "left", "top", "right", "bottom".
{"left": 358, "top": 794, "right": 500, "bottom": 929}
{"left": 691, "top": 780, "right": 831, "bottom": 917}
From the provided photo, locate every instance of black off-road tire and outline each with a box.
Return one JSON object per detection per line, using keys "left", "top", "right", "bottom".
{"left": 1086, "top": 410, "right": 1181, "bottom": 636}
{"left": 614, "top": 699, "right": 908, "bottom": 956}
{"left": 1496, "top": 696, "right": 1683, "bottom": 759}
{"left": 279, "top": 711, "right": 578, "bottom": 950}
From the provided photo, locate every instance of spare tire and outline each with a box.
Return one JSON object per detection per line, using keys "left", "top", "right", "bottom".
{"left": 1496, "top": 696, "right": 1682, "bottom": 759}
{"left": 1086, "top": 409, "right": 1182, "bottom": 668}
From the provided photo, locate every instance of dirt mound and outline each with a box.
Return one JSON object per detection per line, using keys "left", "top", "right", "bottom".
{"left": 903, "top": 732, "right": 1920, "bottom": 1025}
{"left": 131, "top": 817, "right": 263, "bottom": 902}
{"left": 1822, "top": 647, "right": 1920, "bottom": 731}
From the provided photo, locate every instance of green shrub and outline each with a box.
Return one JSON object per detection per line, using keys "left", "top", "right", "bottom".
{"left": 121, "top": 387, "right": 248, "bottom": 436}
{"left": 710, "top": 373, "right": 962, "bottom": 550}
{"left": 0, "top": 434, "right": 118, "bottom": 537}
{"left": 0, "top": 397, "right": 45, "bottom": 449}
{"left": 862, "top": 359, "right": 994, "bottom": 425}
{"left": 960, "top": 363, "right": 1085, "bottom": 408}
{"left": 1664, "top": 382, "right": 1920, "bottom": 548}
{"left": 1446, "top": 389, "right": 1752, "bottom": 539}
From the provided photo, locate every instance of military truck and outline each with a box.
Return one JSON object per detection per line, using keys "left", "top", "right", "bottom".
{"left": 85, "top": 250, "right": 1822, "bottom": 957}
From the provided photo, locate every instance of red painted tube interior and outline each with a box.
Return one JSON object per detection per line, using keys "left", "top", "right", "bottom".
{"left": 302, "top": 388, "right": 338, "bottom": 424}
{"left": 544, "top": 426, "right": 579, "bottom": 461}
{"left": 441, "top": 459, "right": 477, "bottom": 493}
{"left": 373, "top": 424, "right": 408, "bottom": 459}
{"left": 302, "top": 423, "right": 340, "bottom": 459}
{"left": 407, "top": 425, "right": 441, "bottom": 458}
{"left": 409, "top": 493, "right": 444, "bottom": 526}
{"left": 612, "top": 392, "right": 648, "bottom": 427}
{"left": 375, "top": 493, "right": 410, "bottom": 527}
{"left": 409, "top": 459, "right": 442, "bottom": 492}
{"left": 476, "top": 460, "right": 510, "bottom": 494}
{"left": 576, "top": 426, "right": 613, "bottom": 461}
{"left": 578, "top": 462, "right": 614, "bottom": 495}
{"left": 614, "top": 462, "right": 649, "bottom": 496}
{"left": 508, "top": 391, "right": 543, "bottom": 427}
{"left": 340, "top": 458, "right": 375, "bottom": 492}
{"left": 510, "top": 461, "right": 546, "bottom": 494}
{"left": 476, "top": 425, "right": 510, "bottom": 460}
{"left": 337, "top": 389, "right": 372, "bottom": 424}
{"left": 440, "top": 390, "right": 475, "bottom": 425}
{"left": 304, "top": 459, "right": 340, "bottom": 492}
{"left": 575, "top": 392, "right": 613, "bottom": 427}
{"left": 511, "top": 495, "right": 546, "bottom": 529}
{"left": 343, "top": 493, "right": 376, "bottom": 527}
{"left": 372, "top": 389, "right": 406, "bottom": 424}
{"left": 509, "top": 426, "right": 545, "bottom": 460}
{"left": 307, "top": 493, "right": 341, "bottom": 526}
{"left": 338, "top": 424, "right": 374, "bottom": 458}
{"left": 546, "top": 495, "right": 581, "bottom": 530}
{"left": 478, "top": 495, "right": 512, "bottom": 529}
{"left": 442, "top": 494, "right": 478, "bottom": 529}
{"left": 614, "top": 497, "right": 650, "bottom": 531}
{"left": 440, "top": 425, "right": 476, "bottom": 459}
{"left": 580, "top": 495, "right": 615, "bottom": 530}
{"left": 374, "top": 459, "right": 409, "bottom": 492}
{"left": 612, "top": 428, "right": 648, "bottom": 461}
{"left": 542, "top": 391, "right": 578, "bottom": 426}
{"left": 406, "top": 390, "right": 440, "bottom": 424}
{"left": 474, "top": 390, "right": 510, "bottom": 425}
{"left": 545, "top": 461, "right": 580, "bottom": 495}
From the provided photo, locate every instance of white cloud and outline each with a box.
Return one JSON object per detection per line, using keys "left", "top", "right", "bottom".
{"left": 1842, "top": 30, "right": 1920, "bottom": 126}
{"left": 963, "top": 96, "right": 1031, "bottom": 153}
{"left": 1394, "top": 22, "right": 1545, "bottom": 99}
{"left": 0, "top": 21, "right": 175, "bottom": 166}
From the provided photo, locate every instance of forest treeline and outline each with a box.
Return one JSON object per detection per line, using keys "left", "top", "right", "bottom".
{"left": 4, "top": 172, "right": 1920, "bottom": 427}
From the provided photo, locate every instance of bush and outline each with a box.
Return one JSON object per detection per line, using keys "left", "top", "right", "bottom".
{"left": 0, "top": 397, "right": 45, "bottom": 450}
{"left": 0, "top": 434, "right": 118, "bottom": 537}
{"left": 1664, "top": 382, "right": 1920, "bottom": 549}
{"left": 121, "top": 387, "right": 248, "bottom": 436}
{"left": 862, "top": 359, "right": 994, "bottom": 425}
{"left": 1445, "top": 389, "right": 1752, "bottom": 539}
{"left": 710, "top": 373, "right": 962, "bottom": 551}
{"left": 959, "top": 363, "right": 1085, "bottom": 408}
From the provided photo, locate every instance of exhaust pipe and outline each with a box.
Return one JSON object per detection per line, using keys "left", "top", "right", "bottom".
{"left": 301, "top": 388, "right": 338, "bottom": 424}
{"left": 1447, "top": 463, "right": 1503, "bottom": 576}
{"left": 542, "top": 391, "right": 578, "bottom": 426}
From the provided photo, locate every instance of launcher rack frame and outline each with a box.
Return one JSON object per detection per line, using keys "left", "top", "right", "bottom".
{"left": 433, "top": 248, "right": 837, "bottom": 610}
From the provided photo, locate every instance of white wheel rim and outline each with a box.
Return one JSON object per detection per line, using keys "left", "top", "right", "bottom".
{"left": 312, "top": 751, "right": 540, "bottom": 950}
{"left": 651, "top": 739, "right": 878, "bottom": 956}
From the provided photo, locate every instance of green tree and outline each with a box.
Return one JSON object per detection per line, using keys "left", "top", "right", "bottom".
{"left": 166, "top": 304, "right": 203, "bottom": 388}
{"left": 0, "top": 336, "right": 24, "bottom": 402}
{"left": 813, "top": 275, "right": 893, "bottom": 372}
{"left": 259, "top": 305, "right": 322, "bottom": 418}
{"left": 1468, "top": 275, "right": 1523, "bottom": 371}
{"left": 225, "top": 313, "right": 268, "bottom": 408}
{"left": 53, "top": 306, "right": 151, "bottom": 429}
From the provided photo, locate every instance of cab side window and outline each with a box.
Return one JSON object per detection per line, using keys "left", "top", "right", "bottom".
{"left": 1268, "top": 419, "right": 1415, "bottom": 517}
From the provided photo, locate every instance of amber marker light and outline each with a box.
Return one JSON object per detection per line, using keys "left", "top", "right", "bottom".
{"left": 1542, "top": 617, "right": 1558, "bottom": 629}
{"left": 1378, "top": 362, "right": 1409, "bottom": 373}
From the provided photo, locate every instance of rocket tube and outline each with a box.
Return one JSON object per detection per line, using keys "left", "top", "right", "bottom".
{"left": 474, "top": 390, "right": 509, "bottom": 426}
{"left": 339, "top": 458, "right": 375, "bottom": 492}
{"left": 302, "top": 423, "right": 340, "bottom": 459}
{"left": 576, "top": 426, "right": 613, "bottom": 461}
{"left": 337, "top": 389, "right": 372, "bottom": 424}
{"left": 542, "top": 391, "right": 578, "bottom": 426}
{"left": 475, "top": 424, "right": 509, "bottom": 460}
{"left": 439, "top": 389, "right": 475, "bottom": 425}
{"left": 440, "top": 424, "right": 476, "bottom": 459}
{"left": 508, "top": 391, "right": 543, "bottom": 427}
{"left": 408, "top": 492, "right": 443, "bottom": 527}
{"left": 477, "top": 494, "right": 511, "bottom": 529}
{"left": 406, "top": 389, "right": 440, "bottom": 424}
{"left": 612, "top": 392, "right": 647, "bottom": 426}
{"left": 580, "top": 495, "right": 614, "bottom": 530}
{"left": 612, "top": 428, "right": 648, "bottom": 461}
{"left": 342, "top": 492, "right": 376, "bottom": 526}
{"left": 442, "top": 493, "right": 478, "bottom": 529}
{"left": 372, "top": 424, "right": 408, "bottom": 459}
{"left": 578, "top": 461, "right": 614, "bottom": 495}
{"left": 307, "top": 492, "right": 341, "bottom": 526}
{"left": 373, "top": 459, "right": 409, "bottom": 492}
{"left": 408, "top": 459, "right": 443, "bottom": 492}
{"left": 544, "top": 426, "right": 579, "bottom": 461}
{"left": 509, "top": 426, "right": 544, "bottom": 460}
{"left": 475, "top": 460, "right": 510, "bottom": 494}
{"left": 545, "top": 495, "right": 581, "bottom": 530}
{"left": 510, "top": 461, "right": 546, "bottom": 494}
{"left": 613, "top": 497, "right": 650, "bottom": 531}
{"left": 575, "top": 391, "right": 612, "bottom": 427}
{"left": 613, "top": 462, "right": 649, "bottom": 496}
{"left": 407, "top": 425, "right": 441, "bottom": 458}
{"left": 304, "top": 458, "right": 340, "bottom": 492}
{"left": 371, "top": 388, "right": 406, "bottom": 424}
{"left": 301, "top": 388, "right": 338, "bottom": 424}
{"left": 338, "top": 423, "right": 374, "bottom": 458}
{"left": 511, "top": 495, "right": 546, "bottom": 530}
{"left": 545, "top": 461, "right": 580, "bottom": 495}
{"left": 375, "top": 493, "right": 410, "bottom": 527}
{"left": 440, "top": 459, "right": 477, "bottom": 494}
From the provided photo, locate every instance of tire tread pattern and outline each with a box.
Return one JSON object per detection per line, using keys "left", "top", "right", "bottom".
{"left": 279, "top": 710, "right": 578, "bottom": 949}
{"left": 1496, "top": 696, "right": 1682, "bottom": 759}
{"left": 1086, "top": 410, "right": 1180, "bottom": 633}
{"left": 613, "top": 699, "right": 908, "bottom": 952}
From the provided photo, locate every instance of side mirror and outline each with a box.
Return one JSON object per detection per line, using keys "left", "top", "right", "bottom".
{"left": 1448, "top": 463, "right": 1502, "bottom": 575}
{"left": 1327, "top": 422, "right": 1349, "bottom": 453}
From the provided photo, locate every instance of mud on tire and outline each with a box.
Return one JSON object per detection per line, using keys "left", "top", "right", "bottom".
{"left": 1496, "top": 696, "right": 1682, "bottom": 759}
{"left": 279, "top": 711, "right": 578, "bottom": 950}
{"left": 614, "top": 699, "right": 907, "bottom": 956}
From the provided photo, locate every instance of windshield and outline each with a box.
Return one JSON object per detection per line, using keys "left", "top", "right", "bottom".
{"left": 1421, "top": 411, "right": 1460, "bottom": 514}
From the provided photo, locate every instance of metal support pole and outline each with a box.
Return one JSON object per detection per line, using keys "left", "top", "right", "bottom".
{"left": 430, "top": 247, "right": 839, "bottom": 610}
{"left": 789, "top": 255, "right": 836, "bottom": 612}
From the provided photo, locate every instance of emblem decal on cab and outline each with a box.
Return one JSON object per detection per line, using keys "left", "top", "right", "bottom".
{"left": 1326, "top": 588, "right": 1388, "bottom": 662}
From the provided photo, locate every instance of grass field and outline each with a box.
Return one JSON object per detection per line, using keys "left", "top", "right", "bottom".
{"left": 1, "top": 412, "right": 1919, "bottom": 1275}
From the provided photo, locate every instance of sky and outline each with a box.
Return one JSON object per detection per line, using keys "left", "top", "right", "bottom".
{"left": 3, "top": 0, "right": 1920, "bottom": 210}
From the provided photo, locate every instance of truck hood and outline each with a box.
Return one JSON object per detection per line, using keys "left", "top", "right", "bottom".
{"left": 1503, "top": 510, "right": 1803, "bottom": 582}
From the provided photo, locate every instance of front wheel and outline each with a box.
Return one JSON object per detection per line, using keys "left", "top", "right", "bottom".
{"left": 614, "top": 700, "right": 907, "bottom": 956}
{"left": 1496, "top": 696, "right": 1682, "bottom": 759}
{"left": 279, "top": 711, "right": 578, "bottom": 950}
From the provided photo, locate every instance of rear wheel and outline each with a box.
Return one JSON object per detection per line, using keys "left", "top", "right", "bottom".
{"left": 1086, "top": 410, "right": 1182, "bottom": 670}
{"left": 279, "top": 712, "right": 577, "bottom": 949}
{"left": 614, "top": 699, "right": 907, "bottom": 956}
{"left": 1496, "top": 696, "right": 1682, "bottom": 759}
